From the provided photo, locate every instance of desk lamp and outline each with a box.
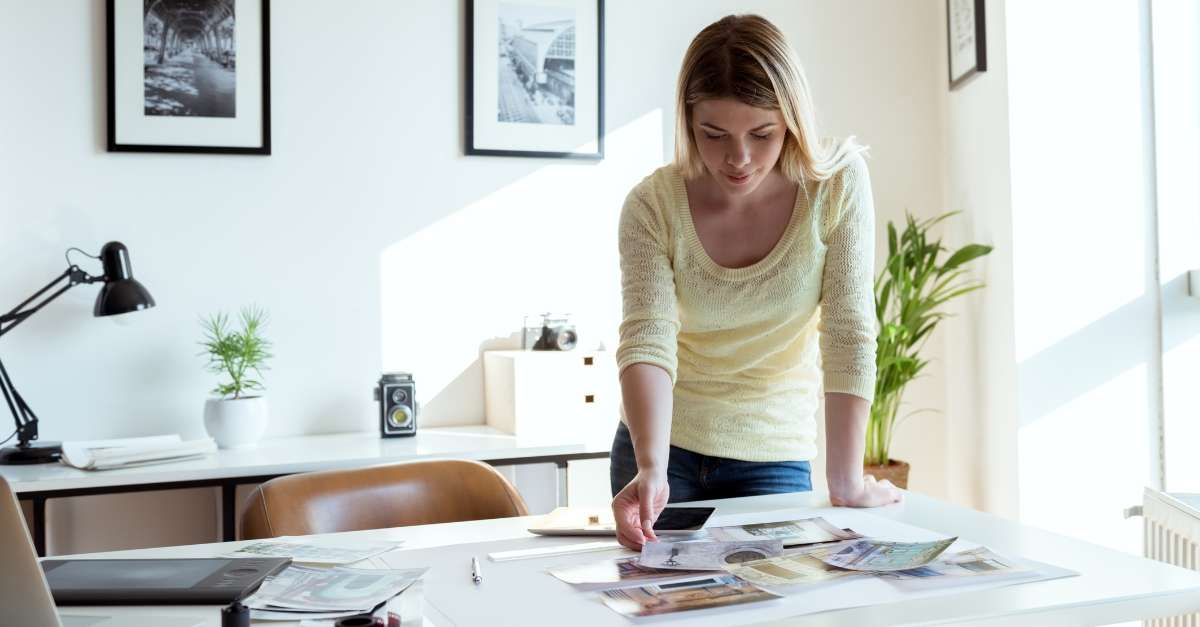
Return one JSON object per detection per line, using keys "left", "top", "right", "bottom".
{"left": 0, "top": 242, "right": 155, "bottom": 464}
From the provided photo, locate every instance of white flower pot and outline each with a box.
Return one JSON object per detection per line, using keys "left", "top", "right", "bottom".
{"left": 203, "top": 396, "right": 269, "bottom": 449}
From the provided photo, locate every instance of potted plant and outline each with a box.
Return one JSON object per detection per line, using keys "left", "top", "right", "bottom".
{"left": 867, "top": 212, "right": 993, "bottom": 488}
{"left": 199, "top": 306, "right": 273, "bottom": 449}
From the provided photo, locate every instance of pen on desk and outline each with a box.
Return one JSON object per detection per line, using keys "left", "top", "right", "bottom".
{"left": 472, "top": 556, "right": 483, "bottom": 585}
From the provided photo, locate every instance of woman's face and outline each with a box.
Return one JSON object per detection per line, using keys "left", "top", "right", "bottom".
{"left": 691, "top": 98, "right": 787, "bottom": 197}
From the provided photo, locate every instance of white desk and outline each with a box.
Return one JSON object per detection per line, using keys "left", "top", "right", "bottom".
{"left": 54, "top": 491, "right": 1200, "bottom": 626}
{"left": 0, "top": 425, "right": 611, "bottom": 555}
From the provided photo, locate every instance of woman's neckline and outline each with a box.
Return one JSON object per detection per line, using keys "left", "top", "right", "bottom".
{"left": 673, "top": 167, "right": 807, "bottom": 280}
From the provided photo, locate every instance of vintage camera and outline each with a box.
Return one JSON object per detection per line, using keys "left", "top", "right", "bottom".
{"left": 526, "top": 313, "right": 577, "bottom": 351}
{"left": 374, "top": 372, "right": 417, "bottom": 438}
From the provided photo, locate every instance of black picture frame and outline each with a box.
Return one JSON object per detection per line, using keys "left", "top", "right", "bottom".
{"left": 466, "top": 0, "right": 604, "bottom": 160}
{"left": 947, "top": 0, "right": 987, "bottom": 90}
{"left": 107, "top": 0, "right": 272, "bottom": 155}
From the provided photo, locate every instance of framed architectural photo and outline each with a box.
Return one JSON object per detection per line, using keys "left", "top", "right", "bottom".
{"left": 947, "top": 0, "right": 987, "bottom": 89}
{"left": 107, "top": 0, "right": 271, "bottom": 155}
{"left": 466, "top": 0, "right": 604, "bottom": 160}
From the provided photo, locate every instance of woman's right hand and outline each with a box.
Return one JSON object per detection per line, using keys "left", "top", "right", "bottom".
{"left": 611, "top": 469, "right": 670, "bottom": 550}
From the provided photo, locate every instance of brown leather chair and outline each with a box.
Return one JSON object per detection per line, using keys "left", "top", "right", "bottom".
{"left": 239, "top": 459, "right": 529, "bottom": 540}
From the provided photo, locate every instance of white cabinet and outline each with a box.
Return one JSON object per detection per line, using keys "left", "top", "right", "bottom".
{"left": 483, "top": 350, "right": 618, "bottom": 442}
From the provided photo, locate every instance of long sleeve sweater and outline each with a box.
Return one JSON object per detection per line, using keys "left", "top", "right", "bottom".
{"left": 615, "top": 153, "right": 877, "bottom": 462}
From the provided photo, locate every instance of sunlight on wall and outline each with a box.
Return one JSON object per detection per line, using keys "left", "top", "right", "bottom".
{"left": 379, "top": 109, "right": 664, "bottom": 425}
{"left": 1017, "top": 364, "right": 1149, "bottom": 554}
{"left": 1007, "top": 0, "right": 1157, "bottom": 553}
{"left": 1152, "top": 0, "right": 1200, "bottom": 493}
{"left": 1007, "top": 1, "right": 1148, "bottom": 366}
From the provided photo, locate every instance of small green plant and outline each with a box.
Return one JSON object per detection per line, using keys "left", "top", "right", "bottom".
{"left": 199, "top": 306, "right": 273, "bottom": 400}
{"left": 868, "top": 212, "right": 993, "bottom": 466}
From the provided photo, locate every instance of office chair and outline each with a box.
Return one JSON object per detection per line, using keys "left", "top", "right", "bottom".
{"left": 238, "top": 459, "right": 530, "bottom": 539}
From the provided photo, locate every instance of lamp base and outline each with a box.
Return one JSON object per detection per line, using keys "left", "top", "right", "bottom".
{"left": 0, "top": 441, "right": 62, "bottom": 465}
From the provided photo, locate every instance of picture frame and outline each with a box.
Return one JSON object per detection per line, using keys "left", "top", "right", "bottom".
{"left": 466, "top": 0, "right": 604, "bottom": 160}
{"left": 107, "top": 0, "right": 271, "bottom": 155}
{"left": 947, "top": 0, "right": 987, "bottom": 90}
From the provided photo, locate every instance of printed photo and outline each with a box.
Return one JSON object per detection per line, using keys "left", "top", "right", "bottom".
{"left": 143, "top": 0, "right": 237, "bottom": 117}
{"left": 496, "top": 3, "right": 576, "bottom": 125}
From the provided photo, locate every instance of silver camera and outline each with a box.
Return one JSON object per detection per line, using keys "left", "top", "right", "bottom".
{"left": 374, "top": 372, "right": 417, "bottom": 437}
{"left": 524, "top": 313, "right": 577, "bottom": 351}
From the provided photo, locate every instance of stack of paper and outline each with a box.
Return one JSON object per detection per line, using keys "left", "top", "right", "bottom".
{"left": 223, "top": 539, "right": 401, "bottom": 565}
{"left": 241, "top": 565, "right": 426, "bottom": 621}
{"left": 60, "top": 435, "right": 216, "bottom": 470}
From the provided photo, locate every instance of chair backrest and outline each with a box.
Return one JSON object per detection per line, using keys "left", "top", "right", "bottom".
{"left": 0, "top": 476, "right": 62, "bottom": 627}
{"left": 239, "top": 459, "right": 530, "bottom": 539}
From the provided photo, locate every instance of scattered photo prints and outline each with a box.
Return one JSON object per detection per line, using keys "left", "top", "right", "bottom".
{"left": 724, "top": 553, "right": 861, "bottom": 587}
{"left": 880, "top": 546, "right": 1030, "bottom": 580}
{"left": 706, "top": 517, "right": 862, "bottom": 547}
{"left": 548, "top": 556, "right": 708, "bottom": 587}
{"left": 810, "top": 537, "right": 958, "bottom": 572}
{"left": 223, "top": 539, "right": 400, "bottom": 565}
{"left": 639, "top": 539, "right": 784, "bottom": 571}
{"left": 600, "top": 574, "right": 781, "bottom": 618}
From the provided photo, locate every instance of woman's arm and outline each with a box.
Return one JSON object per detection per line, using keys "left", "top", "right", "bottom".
{"left": 611, "top": 363, "right": 673, "bottom": 549}
{"left": 612, "top": 187, "right": 680, "bottom": 549}
{"left": 825, "top": 392, "right": 902, "bottom": 506}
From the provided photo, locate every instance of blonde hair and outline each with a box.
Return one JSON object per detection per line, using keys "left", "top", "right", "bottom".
{"left": 674, "top": 14, "right": 864, "bottom": 183}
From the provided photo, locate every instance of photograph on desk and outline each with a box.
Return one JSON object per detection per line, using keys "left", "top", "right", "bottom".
{"left": 600, "top": 574, "right": 782, "bottom": 618}
{"left": 638, "top": 539, "right": 784, "bottom": 570}
{"left": 724, "top": 553, "right": 864, "bottom": 587}
{"left": 705, "top": 517, "right": 863, "bottom": 546}
{"left": 548, "top": 556, "right": 709, "bottom": 589}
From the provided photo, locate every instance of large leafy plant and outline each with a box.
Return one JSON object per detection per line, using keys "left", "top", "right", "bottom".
{"left": 200, "top": 306, "right": 273, "bottom": 400}
{"left": 868, "top": 212, "right": 992, "bottom": 466}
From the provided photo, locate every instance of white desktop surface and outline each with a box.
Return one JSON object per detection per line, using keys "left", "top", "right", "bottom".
{"left": 1, "top": 426, "right": 611, "bottom": 493}
{"left": 52, "top": 491, "right": 1200, "bottom": 626}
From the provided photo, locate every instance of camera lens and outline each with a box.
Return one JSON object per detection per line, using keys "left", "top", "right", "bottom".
{"left": 554, "top": 327, "right": 578, "bottom": 351}
{"left": 388, "top": 406, "right": 413, "bottom": 428}
{"left": 391, "top": 389, "right": 408, "bottom": 404}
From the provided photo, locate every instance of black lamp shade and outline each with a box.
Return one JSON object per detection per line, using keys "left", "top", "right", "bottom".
{"left": 92, "top": 242, "right": 155, "bottom": 317}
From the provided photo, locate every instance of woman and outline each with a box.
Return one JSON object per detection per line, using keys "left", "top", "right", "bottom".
{"left": 611, "top": 14, "right": 901, "bottom": 551}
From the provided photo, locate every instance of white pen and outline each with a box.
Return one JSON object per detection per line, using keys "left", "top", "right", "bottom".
{"left": 471, "top": 556, "right": 483, "bottom": 584}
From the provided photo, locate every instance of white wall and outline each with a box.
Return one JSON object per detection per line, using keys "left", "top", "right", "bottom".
{"left": 0, "top": 0, "right": 946, "bottom": 554}
{"left": 942, "top": 0, "right": 1020, "bottom": 518}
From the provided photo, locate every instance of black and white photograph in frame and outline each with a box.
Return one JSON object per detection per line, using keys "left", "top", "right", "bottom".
{"left": 467, "top": 0, "right": 603, "bottom": 159}
{"left": 107, "top": 0, "right": 271, "bottom": 154}
{"left": 947, "top": 0, "right": 987, "bottom": 89}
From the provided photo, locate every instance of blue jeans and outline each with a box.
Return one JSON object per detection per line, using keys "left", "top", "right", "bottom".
{"left": 609, "top": 422, "right": 812, "bottom": 502}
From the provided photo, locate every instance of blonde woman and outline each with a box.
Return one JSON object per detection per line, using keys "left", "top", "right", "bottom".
{"left": 611, "top": 14, "right": 902, "bottom": 550}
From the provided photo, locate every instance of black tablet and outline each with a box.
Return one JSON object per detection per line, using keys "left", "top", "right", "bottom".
{"left": 652, "top": 507, "right": 716, "bottom": 535}
{"left": 42, "top": 557, "right": 291, "bottom": 605}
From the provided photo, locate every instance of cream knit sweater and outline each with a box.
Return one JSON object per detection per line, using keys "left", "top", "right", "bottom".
{"left": 616, "top": 154, "right": 877, "bottom": 462}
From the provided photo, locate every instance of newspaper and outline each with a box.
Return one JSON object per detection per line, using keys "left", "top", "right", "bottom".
{"left": 600, "top": 574, "right": 782, "bottom": 618}
{"left": 724, "top": 553, "right": 862, "bottom": 586}
{"left": 242, "top": 565, "right": 426, "bottom": 618}
{"left": 706, "top": 517, "right": 862, "bottom": 547}
{"left": 548, "top": 556, "right": 709, "bottom": 587}
{"left": 60, "top": 435, "right": 216, "bottom": 470}
{"left": 879, "top": 546, "right": 1030, "bottom": 580}
{"left": 223, "top": 539, "right": 401, "bottom": 565}
{"left": 810, "top": 537, "right": 957, "bottom": 571}
{"left": 639, "top": 539, "right": 784, "bottom": 571}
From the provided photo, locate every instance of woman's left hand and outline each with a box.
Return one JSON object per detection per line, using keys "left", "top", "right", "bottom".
{"left": 829, "top": 474, "right": 903, "bottom": 507}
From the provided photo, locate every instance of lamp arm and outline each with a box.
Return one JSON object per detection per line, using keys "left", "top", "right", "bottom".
{"left": 0, "top": 266, "right": 101, "bottom": 338}
{"left": 0, "top": 265, "right": 102, "bottom": 448}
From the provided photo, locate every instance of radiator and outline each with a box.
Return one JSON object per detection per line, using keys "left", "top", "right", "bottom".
{"left": 1134, "top": 488, "right": 1200, "bottom": 627}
